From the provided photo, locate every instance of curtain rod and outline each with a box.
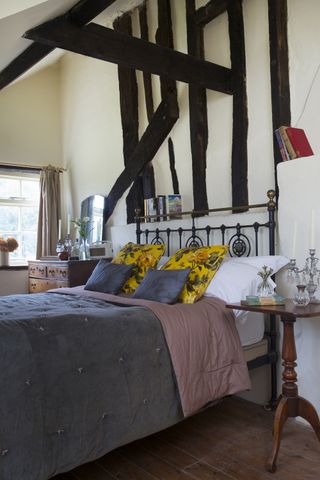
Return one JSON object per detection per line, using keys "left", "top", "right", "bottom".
{"left": 0, "top": 162, "right": 66, "bottom": 172}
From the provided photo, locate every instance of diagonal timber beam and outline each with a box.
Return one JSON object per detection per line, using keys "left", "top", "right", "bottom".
{"left": 0, "top": 0, "right": 117, "bottom": 90}
{"left": 104, "top": 93, "right": 179, "bottom": 222}
{"left": 195, "top": 0, "right": 230, "bottom": 26}
{"left": 24, "top": 17, "right": 233, "bottom": 93}
{"left": 0, "top": 43, "right": 54, "bottom": 90}
{"left": 68, "top": 0, "right": 117, "bottom": 26}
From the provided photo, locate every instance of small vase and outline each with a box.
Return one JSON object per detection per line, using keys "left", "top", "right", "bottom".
{"left": 79, "top": 238, "right": 90, "bottom": 260}
{"left": 0, "top": 251, "right": 9, "bottom": 266}
{"left": 293, "top": 284, "right": 310, "bottom": 306}
{"left": 257, "top": 266, "right": 274, "bottom": 297}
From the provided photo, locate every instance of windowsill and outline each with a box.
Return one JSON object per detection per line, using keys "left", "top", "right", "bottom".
{"left": 0, "top": 264, "right": 28, "bottom": 270}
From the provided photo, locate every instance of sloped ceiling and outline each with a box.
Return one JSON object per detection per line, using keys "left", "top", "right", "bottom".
{"left": 0, "top": 0, "right": 144, "bottom": 83}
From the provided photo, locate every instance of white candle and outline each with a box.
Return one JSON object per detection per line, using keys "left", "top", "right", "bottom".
{"left": 58, "top": 219, "right": 61, "bottom": 240}
{"left": 292, "top": 221, "right": 297, "bottom": 259}
{"left": 310, "top": 209, "right": 316, "bottom": 249}
{"left": 67, "top": 214, "right": 70, "bottom": 235}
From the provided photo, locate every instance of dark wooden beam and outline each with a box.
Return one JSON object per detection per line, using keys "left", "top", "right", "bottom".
{"left": 195, "top": 0, "right": 229, "bottom": 26}
{"left": 25, "top": 18, "right": 233, "bottom": 93}
{"left": 168, "top": 137, "right": 179, "bottom": 194}
{"left": 0, "top": 43, "right": 54, "bottom": 91}
{"left": 68, "top": 0, "right": 117, "bottom": 26}
{"left": 186, "top": 0, "right": 209, "bottom": 212}
{"left": 138, "top": 1, "right": 156, "bottom": 200}
{"left": 0, "top": 0, "right": 117, "bottom": 90}
{"left": 139, "top": 1, "right": 154, "bottom": 121}
{"left": 268, "top": 0, "right": 291, "bottom": 189}
{"left": 228, "top": 0, "right": 248, "bottom": 208}
{"left": 105, "top": 94, "right": 179, "bottom": 222}
{"left": 113, "top": 14, "right": 142, "bottom": 224}
{"left": 156, "top": 0, "right": 176, "bottom": 99}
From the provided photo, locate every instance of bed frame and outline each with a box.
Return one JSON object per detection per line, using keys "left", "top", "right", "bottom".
{"left": 135, "top": 190, "right": 278, "bottom": 409}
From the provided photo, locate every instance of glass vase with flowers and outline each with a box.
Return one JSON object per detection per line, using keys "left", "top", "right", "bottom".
{"left": 71, "top": 217, "right": 93, "bottom": 260}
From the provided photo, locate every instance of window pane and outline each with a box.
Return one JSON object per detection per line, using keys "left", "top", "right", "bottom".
{"left": 21, "top": 206, "right": 39, "bottom": 231}
{"left": 0, "top": 178, "right": 20, "bottom": 198}
{"left": 0, "top": 206, "right": 19, "bottom": 231}
{"left": 21, "top": 180, "right": 39, "bottom": 201}
{"left": 21, "top": 232, "right": 37, "bottom": 259}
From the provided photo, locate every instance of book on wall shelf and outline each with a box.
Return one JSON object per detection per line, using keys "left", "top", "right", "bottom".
{"left": 167, "top": 194, "right": 182, "bottom": 219}
{"left": 275, "top": 128, "right": 290, "bottom": 161}
{"left": 275, "top": 126, "right": 314, "bottom": 160}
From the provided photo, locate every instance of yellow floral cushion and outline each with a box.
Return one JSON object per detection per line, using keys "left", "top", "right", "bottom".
{"left": 112, "top": 242, "right": 165, "bottom": 293}
{"left": 162, "top": 245, "right": 228, "bottom": 304}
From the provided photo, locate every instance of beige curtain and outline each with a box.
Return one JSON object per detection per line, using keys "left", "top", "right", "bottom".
{"left": 36, "top": 166, "right": 61, "bottom": 258}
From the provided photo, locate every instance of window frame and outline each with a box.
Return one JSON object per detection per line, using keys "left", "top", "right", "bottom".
{"left": 0, "top": 169, "right": 40, "bottom": 264}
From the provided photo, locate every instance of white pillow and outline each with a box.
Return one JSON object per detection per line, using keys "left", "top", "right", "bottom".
{"left": 204, "top": 255, "right": 289, "bottom": 318}
{"left": 157, "top": 256, "right": 170, "bottom": 269}
{"left": 226, "top": 255, "right": 289, "bottom": 272}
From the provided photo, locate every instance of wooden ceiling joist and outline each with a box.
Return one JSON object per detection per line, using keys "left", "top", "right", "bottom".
{"left": 24, "top": 17, "right": 233, "bottom": 93}
{"left": 67, "top": 0, "right": 117, "bottom": 26}
{"left": 195, "top": 0, "right": 229, "bottom": 26}
{"left": 0, "top": 43, "right": 54, "bottom": 90}
{"left": 0, "top": 0, "right": 117, "bottom": 90}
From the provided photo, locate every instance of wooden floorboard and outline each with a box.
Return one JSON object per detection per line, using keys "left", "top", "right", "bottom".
{"left": 54, "top": 397, "right": 320, "bottom": 480}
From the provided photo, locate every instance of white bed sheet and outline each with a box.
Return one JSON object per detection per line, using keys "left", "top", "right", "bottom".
{"left": 235, "top": 312, "right": 265, "bottom": 347}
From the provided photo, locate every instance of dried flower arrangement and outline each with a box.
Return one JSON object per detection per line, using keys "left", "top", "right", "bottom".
{"left": 0, "top": 237, "right": 19, "bottom": 252}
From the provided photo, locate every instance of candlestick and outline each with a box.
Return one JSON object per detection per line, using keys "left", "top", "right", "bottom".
{"left": 58, "top": 219, "right": 61, "bottom": 240}
{"left": 292, "top": 221, "right": 297, "bottom": 259}
{"left": 310, "top": 209, "right": 316, "bottom": 250}
{"left": 67, "top": 214, "right": 70, "bottom": 235}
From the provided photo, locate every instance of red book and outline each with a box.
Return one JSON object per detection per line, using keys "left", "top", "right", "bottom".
{"left": 285, "top": 127, "right": 314, "bottom": 157}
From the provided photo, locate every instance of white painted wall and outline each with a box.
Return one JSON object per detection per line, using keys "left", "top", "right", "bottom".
{"left": 0, "top": 269, "right": 28, "bottom": 295}
{"left": 277, "top": 156, "right": 320, "bottom": 415}
{"left": 0, "top": 64, "right": 62, "bottom": 167}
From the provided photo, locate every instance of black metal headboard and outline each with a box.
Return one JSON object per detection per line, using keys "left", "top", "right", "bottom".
{"left": 135, "top": 190, "right": 276, "bottom": 257}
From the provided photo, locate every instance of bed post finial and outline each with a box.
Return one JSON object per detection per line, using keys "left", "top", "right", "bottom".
{"left": 267, "top": 189, "right": 276, "bottom": 211}
{"left": 135, "top": 208, "right": 142, "bottom": 244}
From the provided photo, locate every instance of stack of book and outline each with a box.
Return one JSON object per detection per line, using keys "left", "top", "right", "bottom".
{"left": 241, "top": 295, "right": 285, "bottom": 306}
{"left": 144, "top": 195, "right": 182, "bottom": 221}
{"left": 275, "top": 126, "right": 314, "bottom": 161}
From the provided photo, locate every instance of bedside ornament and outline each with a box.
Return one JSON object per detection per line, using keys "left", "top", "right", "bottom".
{"left": 257, "top": 265, "right": 274, "bottom": 297}
{"left": 293, "top": 284, "right": 310, "bottom": 306}
{"left": 287, "top": 249, "right": 320, "bottom": 303}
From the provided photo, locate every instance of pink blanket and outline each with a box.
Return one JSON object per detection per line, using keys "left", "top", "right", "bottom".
{"left": 50, "top": 286, "right": 251, "bottom": 416}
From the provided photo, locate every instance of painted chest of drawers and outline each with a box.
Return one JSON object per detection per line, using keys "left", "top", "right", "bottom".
{"left": 28, "top": 259, "right": 98, "bottom": 293}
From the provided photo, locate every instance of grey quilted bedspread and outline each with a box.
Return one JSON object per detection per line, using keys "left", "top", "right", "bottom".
{"left": 0, "top": 293, "right": 182, "bottom": 480}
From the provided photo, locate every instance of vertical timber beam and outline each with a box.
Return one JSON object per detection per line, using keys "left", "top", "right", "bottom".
{"left": 139, "top": 1, "right": 156, "bottom": 200}
{"left": 268, "top": 0, "right": 291, "bottom": 192}
{"left": 186, "top": 0, "right": 209, "bottom": 212}
{"left": 113, "top": 14, "right": 142, "bottom": 223}
{"left": 228, "top": 0, "right": 248, "bottom": 208}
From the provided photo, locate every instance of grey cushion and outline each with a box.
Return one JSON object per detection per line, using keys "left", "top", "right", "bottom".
{"left": 84, "top": 260, "right": 134, "bottom": 294}
{"left": 132, "top": 268, "right": 191, "bottom": 304}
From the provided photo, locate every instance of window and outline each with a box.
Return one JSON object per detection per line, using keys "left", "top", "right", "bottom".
{"left": 0, "top": 171, "right": 40, "bottom": 262}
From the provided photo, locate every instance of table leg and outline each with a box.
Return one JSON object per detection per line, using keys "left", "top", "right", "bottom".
{"left": 267, "top": 315, "right": 320, "bottom": 473}
{"left": 267, "top": 397, "right": 289, "bottom": 472}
